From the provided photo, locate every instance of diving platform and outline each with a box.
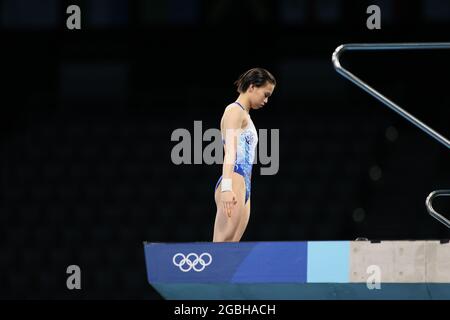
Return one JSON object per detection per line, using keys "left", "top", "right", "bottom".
{"left": 144, "top": 240, "right": 450, "bottom": 300}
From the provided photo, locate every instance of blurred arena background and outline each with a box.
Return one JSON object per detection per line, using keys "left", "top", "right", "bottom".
{"left": 0, "top": 0, "right": 449, "bottom": 299}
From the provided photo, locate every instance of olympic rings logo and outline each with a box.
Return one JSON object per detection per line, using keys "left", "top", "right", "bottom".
{"left": 172, "top": 253, "right": 213, "bottom": 272}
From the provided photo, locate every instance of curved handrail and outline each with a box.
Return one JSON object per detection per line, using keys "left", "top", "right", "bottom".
{"left": 332, "top": 43, "right": 450, "bottom": 149}
{"left": 333, "top": 43, "right": 450, "bottom": 229}
{"left": 426, "top": 190, "right": 450, "bottom": 229}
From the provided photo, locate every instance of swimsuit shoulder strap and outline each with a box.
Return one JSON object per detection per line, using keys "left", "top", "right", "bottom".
{"left": 233, "top": 101, "right": 245, "bottom": 111}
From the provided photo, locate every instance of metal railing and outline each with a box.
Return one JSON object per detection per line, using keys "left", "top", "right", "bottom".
{"left": 426, "top": 190, "right": 450, "bottom": 229}
{"left": 332, "top": 43, "right": 450, "bottom": 229}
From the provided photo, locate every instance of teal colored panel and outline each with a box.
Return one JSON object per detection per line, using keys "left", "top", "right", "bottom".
{"left": 307, "top": 241, "right": 350, "bottom": 283}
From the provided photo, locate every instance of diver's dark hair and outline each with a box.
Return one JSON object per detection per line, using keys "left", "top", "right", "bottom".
{"left": 234, "top": 68, "right": 276, "bottom": 93}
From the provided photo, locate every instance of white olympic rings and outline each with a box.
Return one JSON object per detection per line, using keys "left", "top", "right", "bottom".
{"left": 172, "top": 252, "right": 213, "bottom": 272}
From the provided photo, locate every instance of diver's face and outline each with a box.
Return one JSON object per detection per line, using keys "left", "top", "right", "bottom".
{"left": 248, "top": 82, "right": 275, "bottom": 109}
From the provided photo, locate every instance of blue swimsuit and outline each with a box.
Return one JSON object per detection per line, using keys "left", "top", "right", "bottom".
{"left": 215, "top": 102, "right": 258, "bottom": 204}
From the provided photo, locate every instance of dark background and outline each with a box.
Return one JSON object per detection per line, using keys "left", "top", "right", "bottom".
{"left": 0, "top": 0, "right": 449, "bottom": 299}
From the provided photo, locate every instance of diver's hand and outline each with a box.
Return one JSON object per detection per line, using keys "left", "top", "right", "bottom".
{"left": 221, "top": 191, "right": 237, "bottom": 218}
